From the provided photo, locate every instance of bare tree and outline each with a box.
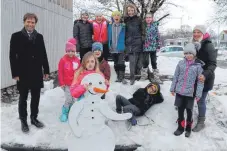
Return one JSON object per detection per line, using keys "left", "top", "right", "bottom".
{"left": 213, "top": 0, "right": 227, "bottom": 24}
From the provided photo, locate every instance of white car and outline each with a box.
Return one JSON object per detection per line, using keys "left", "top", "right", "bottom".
{"left": 158, "top": 45, "right": 184, "bottom": 58}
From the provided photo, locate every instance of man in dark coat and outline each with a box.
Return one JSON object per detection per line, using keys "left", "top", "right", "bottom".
{"left": 115, "top": 82, "right": 164, "bottom": 126}
{"left": 9, "top": 13, "right": 50, "bottom": 133}
{"left": 73, "top": 9, "right": 93, "bottom": 61}
{"left": 124, "top": 3, "right": 143, "bottom": 85}
{"left": 192, "top": 25, "right": 217, "bottom": 132}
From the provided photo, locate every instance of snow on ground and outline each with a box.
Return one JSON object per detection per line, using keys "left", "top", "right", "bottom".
{"left": 1, "top": 56, "right": 227, "bottom": 150}
{"left": 217, "top": 50, "right": 227, "bottom": 61}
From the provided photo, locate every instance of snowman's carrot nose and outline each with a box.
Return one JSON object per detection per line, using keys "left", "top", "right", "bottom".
{"left": 93, "top": 87, "right": 108, "bottom": 93}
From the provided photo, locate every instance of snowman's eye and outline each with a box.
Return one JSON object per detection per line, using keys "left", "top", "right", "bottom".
{"left": 99, "top": 81, "right": 102, "bottom": 84}
{"left": 89, "top": 82, "right": 92, "bottom": 85}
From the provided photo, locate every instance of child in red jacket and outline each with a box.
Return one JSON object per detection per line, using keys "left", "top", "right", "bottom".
{"left": 58, "top": 38, "right": 80, "bottom": 122}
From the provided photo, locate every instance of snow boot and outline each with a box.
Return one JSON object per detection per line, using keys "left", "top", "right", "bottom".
{"left": 185, "top": 120, "right": 193, "bottom": 137}
{"left": 119, "top": 71, "right": 127, "bottom": 84}
{"left": 130, "top": 78, "right": 135, "bottom": 85}
{"left": 140, "top": 68, "right": 148, "bottom": 81}
{"left": 174, "top": 119, "right": 185, "bottom": 136}
{"left": 20, "top": 118, "right": 29, "bottom": 133}
{"left": 31, "top": 117, "right": 44, "bottom": 128}
{"left": 115, "top": 70, "right": 121, "bottom": 82}
{"left": 153, "top": 69, "right": 163, "bottom": 84}
{"left": 192, "top": 117, "right": 205, "bottom": 132}
{"left": 60, "top": 105, "right": 70, "bottom": 122}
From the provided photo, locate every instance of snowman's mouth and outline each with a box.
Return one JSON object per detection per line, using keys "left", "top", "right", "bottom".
{"left": 88, "top": 90, "right": 96, "bottom": 95}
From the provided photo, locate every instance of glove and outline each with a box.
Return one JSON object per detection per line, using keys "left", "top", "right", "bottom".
{"left": 130, "top": 117, "right": 137, "bottom": 126}
{"left": 195, "top": 97, "right": 200, "bottom": 102}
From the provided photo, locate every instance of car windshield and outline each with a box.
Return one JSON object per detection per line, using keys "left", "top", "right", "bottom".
{"left": 165, "top": 47, "right": 183, "bottom": 52}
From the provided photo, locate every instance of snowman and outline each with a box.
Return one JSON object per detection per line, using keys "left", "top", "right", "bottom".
{"left": 68, "top": 73, "right": 132, "bottom": 151}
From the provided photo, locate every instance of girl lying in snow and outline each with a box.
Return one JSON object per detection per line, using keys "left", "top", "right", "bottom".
{"left": 115, "top": 82, "right": 164, "bottom": 126}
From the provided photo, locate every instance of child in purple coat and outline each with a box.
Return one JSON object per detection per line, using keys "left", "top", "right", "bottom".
{"left": 170, "top": 43, "right": 204, "bottom": 137}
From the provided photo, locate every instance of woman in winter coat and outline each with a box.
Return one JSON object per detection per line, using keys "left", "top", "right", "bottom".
{"left": 58, "top": 38, "right": 80, "bottom": 122}
{"left": 108, "top": 10, "right": 127, "bottom": 84}
{"left": 124, "top": 3, "right": 143, "bottom": 85}
{"left": 191, "top": 25, "right": 217, "bottom": 132}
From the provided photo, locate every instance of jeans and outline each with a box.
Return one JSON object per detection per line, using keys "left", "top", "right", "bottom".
{"left": 115, "top": 95, "right": 141, "bottom": 116}
{"left": 197, "top": 91, "right": 208, "bottom": 117}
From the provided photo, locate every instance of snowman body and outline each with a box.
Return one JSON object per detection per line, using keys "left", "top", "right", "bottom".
{"left": 68, "top": 73, "right": 132, "bottom": 151}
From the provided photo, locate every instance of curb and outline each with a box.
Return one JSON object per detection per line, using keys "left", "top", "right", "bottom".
{"left": 1, "top": 143, "right": 141, "bottom": 151}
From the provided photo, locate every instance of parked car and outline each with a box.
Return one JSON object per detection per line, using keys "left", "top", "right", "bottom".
{"left": 158, "top": 45, "right": 184, "bottom": 58}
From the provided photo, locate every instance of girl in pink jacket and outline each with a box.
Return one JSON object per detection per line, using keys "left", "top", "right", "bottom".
{"left": 70, "top": 51, "right": 106, "bottom": 99}
{"left": 58, "top": 38, "right": 80, "bottom": 122}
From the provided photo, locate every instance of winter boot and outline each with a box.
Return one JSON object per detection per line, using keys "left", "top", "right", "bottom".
{"left": 116, "top": 109, "right": 122, "bottom": 114}
{"left": 115, "top": 70, "right": 121, "bottom": 82}
{"left": 129, "top": 117, "right": 137, "bottom": 126}
{"left": 185, "top": 120, "right": 193, "bottom": 137}
{"left": 31, "top": 117, "right": 44, "bottom": 128}
{"left": 153, "top": 69, "right": 163, "bottom": 84}
{"left": 130, "top": 78, "right": 135, "bottom": 85}
{"left": 174, "top": 119, "right": 185, "bottom": 136}
{"left": 60, "top": 105, "right": 70, "bottom": 122}
{"left": 192, "top": 117, "right": 205, "bottom": 132}
{"left": 140, "top": 68, "right": 148, "bottom": 81}
{"left": 119, "top": 71, "right": 127, "bottom": 84}
{"left": 20, "top": 118, "right": 29, "bottom": 133}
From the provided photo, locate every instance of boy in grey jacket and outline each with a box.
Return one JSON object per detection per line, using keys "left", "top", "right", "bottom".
{"left": 170, "top": 43, "right": 204, "bottom": 138}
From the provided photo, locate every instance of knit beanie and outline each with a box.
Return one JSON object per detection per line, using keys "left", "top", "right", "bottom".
{"left": 92, "top": 42, "right": 103, "bottom": 52}
{"left": 184, "top": 43, "right": 197, "bottom": 56}
{"left": 95, "top": 11, "right": 102, "bottom": 17}
{"left": 65, "top": 38, "right": 76, "bottom": 52}
{"left": 81, "top": 9, "right": 89, "bottom": 16}
{"left": 112, "top": 11, "right": 121, "bottom": 17}
{"left": 193, "top": 25, "right": 206, "bottom": 34}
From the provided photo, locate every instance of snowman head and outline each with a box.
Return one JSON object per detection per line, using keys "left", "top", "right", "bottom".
{"left": 81, "top": 73, "right": 108, "bottom": 96}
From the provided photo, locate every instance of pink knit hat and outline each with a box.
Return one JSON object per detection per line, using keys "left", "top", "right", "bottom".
{"left": 65, "top": 38, "right": 77, "bottom": 52}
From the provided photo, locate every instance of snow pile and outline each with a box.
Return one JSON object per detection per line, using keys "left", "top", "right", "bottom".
{"left": 1, "top": 56, "right": 227, "bottom": 150}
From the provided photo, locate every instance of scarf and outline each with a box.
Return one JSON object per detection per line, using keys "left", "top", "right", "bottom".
{"left": 21, "top": 27, "right": 38, "bottom": 42}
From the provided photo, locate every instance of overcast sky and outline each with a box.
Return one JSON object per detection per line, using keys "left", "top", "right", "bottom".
{"left": 160, "top": 0, "right": 225, "bottom": 33}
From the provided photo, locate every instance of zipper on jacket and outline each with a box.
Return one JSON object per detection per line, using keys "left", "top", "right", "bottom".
{"left": 181, "top": 62, "right": 190, "bottom": 94}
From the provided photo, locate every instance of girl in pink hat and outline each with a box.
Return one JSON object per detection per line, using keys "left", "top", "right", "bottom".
{"left": 58, "top": 38, "right": 80, "bottom": 122}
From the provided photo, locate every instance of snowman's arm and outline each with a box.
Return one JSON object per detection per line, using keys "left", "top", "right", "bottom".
{"left": 99, "top": 102, "right": 132, "bottom": 121}
{"left": 68, "top": 101, "right": 84, "bottom": 137}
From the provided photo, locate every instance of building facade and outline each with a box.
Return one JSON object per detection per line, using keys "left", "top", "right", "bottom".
{"left": 1, "top": 0, "right": 73, "bottom": 89}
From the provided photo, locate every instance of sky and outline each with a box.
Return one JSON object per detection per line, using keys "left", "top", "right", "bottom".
{"left": 160, "top": 0, "right": 226, "bottom": 33}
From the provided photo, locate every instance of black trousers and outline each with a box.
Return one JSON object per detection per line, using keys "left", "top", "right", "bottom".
{"left": 176, "top": 95, "right": 193, "bottom": 122}
{"left": 79, "top": 47, "right": 92, "bottom": 62}
{"left": 112, "top": 53, "right": 125, "bottom": 71}
{"left": 103, "top": 43, "right": 109, "bottom": 61}
{"left": 18, "top": 87, "right": 41, "bottom": 119}
{"left": 143, "top": 51, "right": 157, "bottom": 69}
{"left": 128, "top": 52, "right": 143, "bottom": 79}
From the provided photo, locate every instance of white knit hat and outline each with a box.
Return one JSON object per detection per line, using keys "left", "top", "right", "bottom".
{"left": 193, "top": 25, "right": 206, "bottom": 34}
